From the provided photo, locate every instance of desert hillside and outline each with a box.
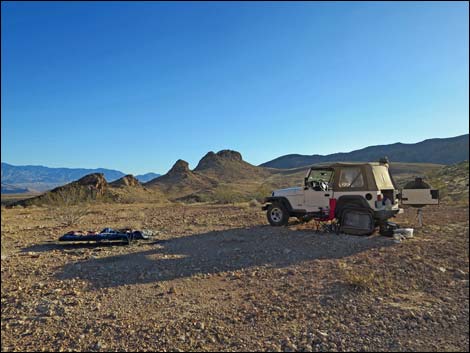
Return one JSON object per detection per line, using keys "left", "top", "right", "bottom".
{"left": 426, "top": 161, "right": 469, "bottom": 204}
{"left": 261, "top": 134, "right": 469, "bottom": 169}
{"left": 6, "top": 153, "right": 463, "bottom": 208}
{"left": 15, "top": 173, "right": 112, "bottom": 207}
{"left": 143, "top": 150, "right": 275, "bottom": 203}
{"left": 12, "top": 173, "right": 166, "bottom": 207}
{"left": 144, "top": 159, "right": 218, "bottom": 200}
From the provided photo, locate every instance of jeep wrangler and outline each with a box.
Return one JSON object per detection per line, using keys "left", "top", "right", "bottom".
{"left": 262, "top": 158, "right": 439, "bottom": 235}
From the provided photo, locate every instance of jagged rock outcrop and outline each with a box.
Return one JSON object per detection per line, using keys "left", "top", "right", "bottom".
{"left": 167, "top": 159, "right": 191, "bottom": 176}
{"left": 144, "top": 159, "right": 217, "bottom": 199}
{"left": 194, "top": 150, "right": 242, "bottom": 171}
{"left": 109, "top": 174, "right": 141, "bottom": 188}
{"left": 75, "top": 173, "right": 108, "bottom": 195}
{"left": 194, "top": 149, "right": 270, "bottom": 181}
{"left": 146, "top": 160, "right": 194, "bottom": 185}
{"left": 143, "top": 150, "right": 272, "bottom": 202}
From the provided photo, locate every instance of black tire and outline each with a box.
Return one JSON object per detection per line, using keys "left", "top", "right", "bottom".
{"left": 267, "top": 203, "right": 289, "bottom": 226}
{"left": 335, "top": 196, "right": 371, "bottom": 220}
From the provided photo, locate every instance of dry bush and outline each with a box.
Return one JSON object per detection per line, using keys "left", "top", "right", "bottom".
{"left": 342, "top": 270, "right": 377, "bottom": 292}
{"left": 340, "top": 266, "right": 395, "bottom": 294}
{"left": 50, "top": 206, "right": 90, "bottom": 228}
{"left": 212, "top": 187, "right": 244, "bottom": 204}
{"left": 251, "top": 184, "right": 273, "bottom": 202}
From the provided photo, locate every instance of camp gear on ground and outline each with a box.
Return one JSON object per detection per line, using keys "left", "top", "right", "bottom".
{"left": 59, "top": 228, "right": 149, "bottom": 244}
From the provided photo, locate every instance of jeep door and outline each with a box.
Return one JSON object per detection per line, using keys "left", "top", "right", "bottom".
{"left": 304, "top": 189, "right": 331, "bottom": 212}
{"left": 303, "top": 168, "right": 333, "bottom": 212}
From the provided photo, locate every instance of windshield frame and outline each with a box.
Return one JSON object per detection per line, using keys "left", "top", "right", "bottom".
{"left": 304, "top": 167, "right": 334, "bottom": 187}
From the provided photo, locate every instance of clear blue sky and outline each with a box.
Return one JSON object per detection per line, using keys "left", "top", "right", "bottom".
{"left": 2, "top": 1, "right": 468, "bottom": 175}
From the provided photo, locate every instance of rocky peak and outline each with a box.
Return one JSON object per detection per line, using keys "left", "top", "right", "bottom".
{"left": 110, "top": 174, "right": 141, "bottom": 187}
{"left": 195, "top": 150, "right": 243, "bottom": 171}
{"left": 168, "top": 159, "right": 190, "bottom": 175}
{"left": 77, "top": 173, "right": 108, "bottom": 188}
{"left": 216, "top": 150, "right": 242, "bottom": 161}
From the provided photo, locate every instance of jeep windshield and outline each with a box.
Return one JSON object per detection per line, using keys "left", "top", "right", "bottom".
{"left": 305, "top": 168, "right": 334, "bottom": 189}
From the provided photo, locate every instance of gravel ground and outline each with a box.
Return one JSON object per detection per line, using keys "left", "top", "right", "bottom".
{"left": 1, "top": 203, "right": 469, "bottom": 351}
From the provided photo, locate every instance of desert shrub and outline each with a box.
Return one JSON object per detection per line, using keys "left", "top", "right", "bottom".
{"left": 342, "top": 270, "right": 376, "bottom": 292}
{"left": 212, "top": 187, "right": 244, "bottom": 204}
{"left": 340, "top": 266, "right": 395, "bottom": 294}
{"left": 50, "top": 206, "right": 90, "bottom": 227}
{"left": 249, "top": 199, "right": 261, "bottom": 208}
{"left": 250, "top": 184, "right": 273, "bottom": 202}
{"left": 54, "top": 187, "right": 88, "bottom": 206}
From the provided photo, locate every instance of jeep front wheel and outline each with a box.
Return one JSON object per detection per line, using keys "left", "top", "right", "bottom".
{"left": 267, "top": 203, "right": 289, "bottom": 226}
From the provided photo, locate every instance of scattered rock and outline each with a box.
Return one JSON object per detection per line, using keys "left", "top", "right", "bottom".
{"left": 453, "top": 269, "right": 467, "bottom": 279}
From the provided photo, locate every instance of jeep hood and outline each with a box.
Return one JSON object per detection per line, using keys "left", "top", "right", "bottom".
{"left": 272, "top": 186, "right": 303, "bottom": 197}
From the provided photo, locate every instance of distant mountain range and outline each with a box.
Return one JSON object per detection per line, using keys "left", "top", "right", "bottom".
{"left": 260, "top": 134, "right": 469, "bottom": 169}
{"left": 134, "top": 172, "right": 161, "bottom": 183}
{"left": 0, "top": 183, "right": 31, "bottom": 194}
{"left": 1, "top": 163, "right": 160, "bottom": 193}
{"left": 6, "top": 149, "right": 452, "bottom": 207}
{"left": 2, "top": 134, "right": 468, "bottom": 195}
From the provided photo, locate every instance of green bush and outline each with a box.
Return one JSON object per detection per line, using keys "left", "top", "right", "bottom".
{"left": 250, "top": 184, "right": 273, "bottom": 202}
{"left": 212, "top": 186, "right": 244, "bottom": 204}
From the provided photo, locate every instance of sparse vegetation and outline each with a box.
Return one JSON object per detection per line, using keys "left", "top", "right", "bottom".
{"left": 339, "top": 264, "right": 395, "bottom": 294}
{"left": 51, "top": 205, "right": 90, "bottom": 227}
{"left": 250, "top": 184, "right": 273, "bottom": 202}
{"left": 1, "top": 202, "right": 468, "bottom": 351}
{"left": 426, "top": 160, "right": 469, "bottom": 205}
{"left": 212, "top": 186, "right": 245, "bottom": 204}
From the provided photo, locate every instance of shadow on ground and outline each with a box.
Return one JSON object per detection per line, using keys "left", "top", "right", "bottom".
{"left": 50, "top": 225, "right": 394, "bottom": 289}
{"left": 21, "top": 241, "right": 131, "bottom": 253}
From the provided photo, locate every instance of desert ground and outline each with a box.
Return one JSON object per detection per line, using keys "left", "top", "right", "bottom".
{"left": 1, "top": 200, "right": 468, "bottom": 352}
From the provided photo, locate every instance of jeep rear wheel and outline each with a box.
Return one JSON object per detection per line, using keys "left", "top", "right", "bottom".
{"left": 267, "top": 203, "right": 289, "bottom": 226}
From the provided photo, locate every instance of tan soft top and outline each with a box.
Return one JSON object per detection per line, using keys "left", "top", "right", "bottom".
{"left": 309, "top": 162, "right": 396, "bottom": 191}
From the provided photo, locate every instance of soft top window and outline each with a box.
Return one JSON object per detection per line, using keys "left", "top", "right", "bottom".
{"left": 372, "top": 166, "right": 395, "bottom": 189}
{"left": 306, "top": 169, "right": 333, "bottom": 183}
{"left": 338, "top": 167, "right": 364, "bottom": 188}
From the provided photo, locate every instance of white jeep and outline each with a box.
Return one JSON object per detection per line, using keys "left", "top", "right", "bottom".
{"left": 262, "top": 158, "right": 439, "bottom": 235}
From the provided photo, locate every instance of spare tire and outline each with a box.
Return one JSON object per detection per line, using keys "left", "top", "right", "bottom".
{"left": 339, "top": 207, "right": 375, "bottom": 236}
{"left": 403, "top": 177, "right": 431, "bottom": 190}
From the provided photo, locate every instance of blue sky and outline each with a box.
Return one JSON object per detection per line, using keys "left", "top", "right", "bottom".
{"left": 1, "top": 1, "right": 468, "bottom": 175}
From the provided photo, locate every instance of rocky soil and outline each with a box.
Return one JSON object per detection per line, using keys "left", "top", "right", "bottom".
{"left": 1, "top": 202, "right": 469, "bottom": 351}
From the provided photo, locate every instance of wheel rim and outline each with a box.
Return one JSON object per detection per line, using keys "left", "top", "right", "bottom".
{"left": 270, "top": 207, "right": 283, "bottom": 222}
